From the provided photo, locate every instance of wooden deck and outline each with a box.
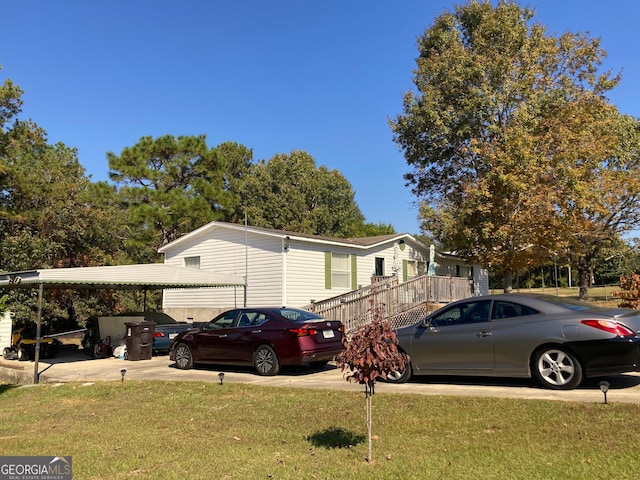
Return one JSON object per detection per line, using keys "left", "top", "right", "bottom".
{"left": 304, "top": 274, "right": 473, "bottom": 332}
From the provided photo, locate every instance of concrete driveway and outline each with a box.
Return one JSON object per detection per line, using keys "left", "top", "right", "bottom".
{"left": 2, "top": 348, "right": 640, "bottom": 404}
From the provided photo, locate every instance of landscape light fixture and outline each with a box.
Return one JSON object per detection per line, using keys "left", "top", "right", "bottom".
{"left": 120, "top": 369, "right": 127, "bottom": 383}
{"left": 218, "top": 372, "right": 225, "bottom": 385}
{"left": 599, "top": 380, "right": 610, "bottom": 404}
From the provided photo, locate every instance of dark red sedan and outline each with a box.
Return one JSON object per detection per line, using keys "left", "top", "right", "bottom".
{"left": 169, "top": 307, "right": 345, "bottom": 375}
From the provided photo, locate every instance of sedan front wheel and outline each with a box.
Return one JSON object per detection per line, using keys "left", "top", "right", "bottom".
{"left": 174, "top": 343, "right": 194, "bottom": 370}
{"left": 532, "top": 346, "right": 583, "bottom": 390}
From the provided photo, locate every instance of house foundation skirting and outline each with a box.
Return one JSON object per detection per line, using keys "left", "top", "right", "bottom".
{"left": 164, "top": 307, "right": 228, "bottom": 324}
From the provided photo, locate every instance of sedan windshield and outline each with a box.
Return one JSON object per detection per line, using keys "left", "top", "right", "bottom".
{"left": 277, "top": 308, "right": 324, "bottom": 322}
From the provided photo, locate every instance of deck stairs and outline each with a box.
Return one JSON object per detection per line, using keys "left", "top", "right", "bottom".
{"left": 304, "top": 274, "right": 472, "bottom": 332}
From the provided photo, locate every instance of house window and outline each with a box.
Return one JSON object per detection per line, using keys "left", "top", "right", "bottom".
{"left": 404, "top": 260, "right": 425, "bottom": 280}
{"left": 406, "top": 260, "right": 418, "bottom": 279}
{"left": 325, "top": 252, "right": 357, "bottom": 289}
{"left": 374, "top": 257, "right": 385, "bottom": 276}
{"left": 184, "top": 256, "right": 201, "bottom": 269}
{"left": 455, "top": 265, "right": 470, "bottom": 277}
{"left": 331, "top": 253, "right": 351, "bottom": 288}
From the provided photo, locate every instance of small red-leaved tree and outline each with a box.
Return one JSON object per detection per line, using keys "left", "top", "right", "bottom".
{"left": 335, "top": 313, "right": 408, "bottom": 463}
{"left": 615, "top": 274, "right": 640, "bottom": 309}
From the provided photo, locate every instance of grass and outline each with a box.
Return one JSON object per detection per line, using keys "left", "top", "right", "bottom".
{"left": 490, "top": 285, "right": 622, "bottom": 307}
{"left": 1, "top": 380, "right": 640, "bottom": 479}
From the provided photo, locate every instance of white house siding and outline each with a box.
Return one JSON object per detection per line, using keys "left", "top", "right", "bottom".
{"left": 282, "top": 241, "right": 326, "bottom": 307}
{"left": 285, "top": 240, "right": 434, "bottom": 307}
{"left": 286, "top": 242, "right": 399, "bottom": 307}
{"left": 160, "top": 223, "right": 489, "bottom": 321}
{"left": 162, "top": 227, "right": 284, "bottom": 321}
{"left": 362, "top": 243, "right": 401, "bottom": 279}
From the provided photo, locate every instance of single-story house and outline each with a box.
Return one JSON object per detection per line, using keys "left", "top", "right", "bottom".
{"left": 159, "top": 221, "right": 488, "bottom": 322}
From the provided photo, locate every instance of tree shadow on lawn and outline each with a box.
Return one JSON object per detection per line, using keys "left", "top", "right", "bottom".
{"left": 306, "top": 427, "right": 365, "bottom": 449}
{"left": 169, "top": 361, "right": 339, "bottom": 377}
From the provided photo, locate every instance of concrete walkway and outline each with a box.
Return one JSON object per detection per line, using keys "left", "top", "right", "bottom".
{"left": 2, "top": 348, "right": 640, "bottom": 404}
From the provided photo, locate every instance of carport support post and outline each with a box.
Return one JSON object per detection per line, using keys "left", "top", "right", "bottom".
{"left": 33, "top": 282, "right": 44, "bottom": 384}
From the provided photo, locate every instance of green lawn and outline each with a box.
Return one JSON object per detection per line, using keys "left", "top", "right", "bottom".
{"left": 490, "top": 285, "right": 622, "bottom": 306}
{"left": 1, "top": 380, "right": 639, "bottom": 479}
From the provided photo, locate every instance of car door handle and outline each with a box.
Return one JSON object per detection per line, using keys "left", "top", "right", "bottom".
{"left": 250, "top": 329, "right": 262, "bottom": 334}
{"left": 215, "top": 334, "right": 228, "bottom": 338}
{"left": 477, "top": 331, "right": 492, "bottom": 337}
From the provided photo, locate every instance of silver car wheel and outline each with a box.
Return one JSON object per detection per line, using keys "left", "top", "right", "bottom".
{"left": 174, "top": 343, "right": 193, "bottom": 370}
{"left": 386, "top": 369, "right": 410, "bottom": 383}
{"left": 254, "top": 345, "right": 279, "bottom": 376}
{"left": 534, "top": 347, "right": 583, "bottom": 390}
{"left": 385, "top": 355, "right": 412, "bottom": 383}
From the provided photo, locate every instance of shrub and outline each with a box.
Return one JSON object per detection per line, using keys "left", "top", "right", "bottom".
{"left": 615, "top": 274, "right": 640, "bottom": 309}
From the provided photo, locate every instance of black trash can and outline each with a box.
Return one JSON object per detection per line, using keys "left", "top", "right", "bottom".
{"left": 125, "top": 321, "right": 155, "bottom": 361}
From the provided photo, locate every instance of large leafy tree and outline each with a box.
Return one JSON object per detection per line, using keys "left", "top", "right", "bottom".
{"left": 560, "top": 113, "right": 640, "bottom": 297}
{"left": 1, "top": 69, "right": 127, "bottom": 327}
{"left": 217, "top": 141, "right": 253, "bottom": 216}
{"left": 355, "top": 221, "right": 396, "bottom": 237}
{"left": 108, "top": 135, "right": 237, "bottom": 262}
{"left": 233, "top": 150, "right": 366, "bottom": 237}
{"left": 390, "top": 0, "right": 640, "bottom": 295}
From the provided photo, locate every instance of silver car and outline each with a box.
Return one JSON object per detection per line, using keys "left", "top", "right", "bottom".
{"left": 387, "top": 294, "right": 640, "bottom": 390}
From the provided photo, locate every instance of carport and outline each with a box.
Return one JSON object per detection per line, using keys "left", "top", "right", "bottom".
{"left": 0, "top": 264, "right": 245, "bottom": 383}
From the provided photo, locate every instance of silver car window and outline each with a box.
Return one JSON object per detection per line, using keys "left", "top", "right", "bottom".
{"left": 492, "top": 301, "right": 539, "bottom": 319}
{"left": 430, "top": 300, "right": 491, "bottom": 326}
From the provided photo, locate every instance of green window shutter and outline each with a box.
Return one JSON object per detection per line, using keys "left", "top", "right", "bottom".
{"left": 351, "top": 254, "right": 357, "bottom": 290}
{"left": 324, "top": 251, "right": 332, "bottom": 289}
{"left": 402, "top": 260, "right": 408, "bottom": 282}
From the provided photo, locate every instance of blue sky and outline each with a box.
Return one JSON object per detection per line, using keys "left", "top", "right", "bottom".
{"left": 3, "top": 1, "right": 639, "bottom": 235}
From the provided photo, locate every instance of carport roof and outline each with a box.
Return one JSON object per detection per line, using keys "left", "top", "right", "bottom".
{"left": 0, "top": 264, "right": 245, "bottom": 290}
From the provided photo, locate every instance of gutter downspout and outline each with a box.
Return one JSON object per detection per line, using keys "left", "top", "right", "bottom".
{"left": 282, "top": 236, "right": 289, "bottom": 306}
{"left": 244, "top": 214, "right": 248, "bottom": 307}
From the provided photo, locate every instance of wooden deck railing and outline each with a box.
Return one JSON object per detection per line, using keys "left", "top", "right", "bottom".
{"left": 304, "top": 274, "right": 473, "bottom": 332}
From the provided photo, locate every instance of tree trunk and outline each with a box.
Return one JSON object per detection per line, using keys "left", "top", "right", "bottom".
{"left": 577, "top": 256, "right": 591, "bottom": 300}
{"left": 365, "top": 381, "right": 373, "bottom": 463}
{"left": 503, "top": 271, "right": 513, "bottom": 293}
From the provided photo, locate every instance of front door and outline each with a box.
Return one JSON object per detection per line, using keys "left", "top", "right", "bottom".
{"left": 375, "top": 257, "right": 385, "bottom": 277}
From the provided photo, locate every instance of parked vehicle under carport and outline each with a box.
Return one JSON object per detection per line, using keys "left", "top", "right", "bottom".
{"left": 2, "top": 324, "right": 60, "bottom": 361}
{"left": 82, "top": 312, "right": 192, "bottom": 357}
{"left": 142, "top": 312, "right": 194, "bottom": 354}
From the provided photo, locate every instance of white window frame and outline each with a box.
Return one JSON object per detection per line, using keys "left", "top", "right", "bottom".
{"left": 331, "top": 253, "right": 351, "bottom": 289}
{"left": 406, "top": 260, "right": 418, "bottom": 280}
{"left": 184, "top": 256, "right": 201, "bottom": 269}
